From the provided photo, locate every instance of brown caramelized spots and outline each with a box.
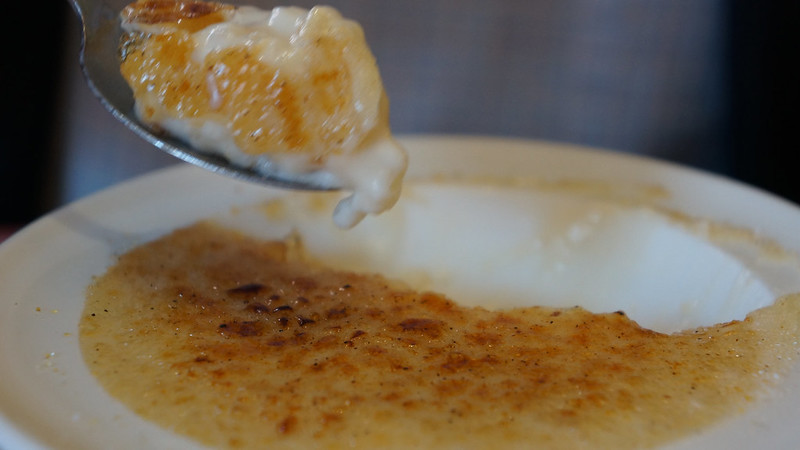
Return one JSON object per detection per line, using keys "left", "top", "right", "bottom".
{"left": 296, "top": 316, "right": 316, "bottom": 326}
{"left": 350, "top": 330, "right": 366, "bottom": 339}
{"left": 121, "top": 0, "right": 231, "bottom": 31}
{"left": 218, "top": 321, "right": 263, "bottom": 338}
{"left": 326, "top": 307, "right": 347, "bottom": 319}
{"left": 278, "top": 415, "right": 297, "bottom": 435}
{"left": 398, "top": 318, "right": 444, "bottom": 338}
{"left": 80, "top": 222, "right": 800, "bottom": 450}
{"left": 227, "top": 283, "right": 265, "bottom": 294}
{"left": 244, "top": 303, "right": 269, "bottom": 314}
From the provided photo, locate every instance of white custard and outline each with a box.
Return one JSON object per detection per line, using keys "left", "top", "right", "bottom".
{"left": 216, "top": 181, "right": 800, "bottom": 334}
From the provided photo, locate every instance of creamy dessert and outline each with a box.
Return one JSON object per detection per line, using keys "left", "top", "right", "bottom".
{"left": 100, "top": 3, "right": 800, "bottom": 447}
{"left": 119, "top": 0, "right": 407, "bottom": 228}
{"left": 80, "top": 222, "right": 800, "bottom": 449}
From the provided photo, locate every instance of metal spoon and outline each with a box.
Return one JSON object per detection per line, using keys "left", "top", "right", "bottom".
{"left": 67, "top": 0, "right": 335, "bottom": 190}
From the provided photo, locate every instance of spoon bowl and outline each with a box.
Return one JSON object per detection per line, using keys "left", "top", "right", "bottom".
{"left": 67, "top": 0, "right": 336, "bottom": 190}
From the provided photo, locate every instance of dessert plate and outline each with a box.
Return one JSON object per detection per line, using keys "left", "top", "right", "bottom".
{"left": 1, "top": 136, "right": 799, "bottom": 449}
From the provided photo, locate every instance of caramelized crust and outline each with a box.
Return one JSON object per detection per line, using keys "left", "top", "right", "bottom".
{"left": 119, "top": 1, "right": 385, "bottom": 160}
{"left": 119, "top": 1, "right": 406, "bottom": 227}
{"left": 121, "top": 0, "right": 232, "bottom": 29}
{"left": 80, "top": 222, "right": 800, "bottom": 449}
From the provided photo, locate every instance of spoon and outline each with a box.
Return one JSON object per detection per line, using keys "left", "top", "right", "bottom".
{"left": 67, "top": 0, "right": 335, "bottom": 190}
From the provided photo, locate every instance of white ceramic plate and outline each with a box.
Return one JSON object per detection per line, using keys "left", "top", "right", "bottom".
{"left": 1, "top": 136, "right": 799, "bottom": 449}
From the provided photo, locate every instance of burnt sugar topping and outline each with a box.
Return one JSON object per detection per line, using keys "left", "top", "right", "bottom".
{"left": 80, "top": 222, "right": 800, "bottom": 449}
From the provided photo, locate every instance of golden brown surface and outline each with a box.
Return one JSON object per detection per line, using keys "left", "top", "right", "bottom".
{"left": 119, "top": 0, "right": 385, "bottom": 160}
{"left": 121, "top": 0, "right": 232, "bottom": 32}
{"left": 80, "top": 223, "right": 800, "bottom": 449}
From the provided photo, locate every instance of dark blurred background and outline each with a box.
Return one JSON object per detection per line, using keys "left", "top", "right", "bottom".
{"left": 1, "top": 0, "right": 797, "bottom": 228}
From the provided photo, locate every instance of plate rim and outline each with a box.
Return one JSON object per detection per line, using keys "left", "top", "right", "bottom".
{"left": 1, "top": 134, "right": 799, "bottom": 449}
